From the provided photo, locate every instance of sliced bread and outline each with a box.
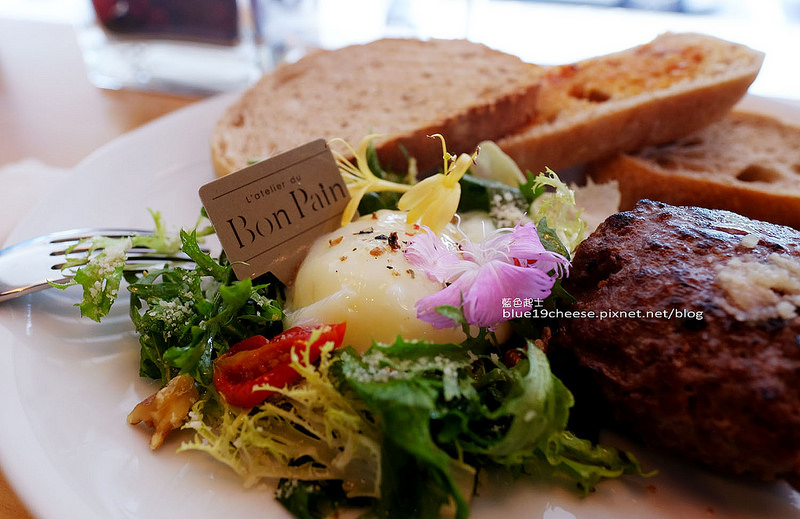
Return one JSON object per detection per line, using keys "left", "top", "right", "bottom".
{"left": 587, "top": 110, "right": 800, "bottom": 229}
{"left": 496, "top": 32, "right": 764, "bottom": 175}
{"left": 210, "top": 38, "right": 543, "bottom": 177}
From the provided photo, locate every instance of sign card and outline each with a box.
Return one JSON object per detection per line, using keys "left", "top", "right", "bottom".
{"left": 199, "top": 139, "right": 350, "bottom": 284}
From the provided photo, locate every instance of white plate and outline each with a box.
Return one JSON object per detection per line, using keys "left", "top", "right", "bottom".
{"left": 1, "top": 94, "right": 800, "bottom": 519}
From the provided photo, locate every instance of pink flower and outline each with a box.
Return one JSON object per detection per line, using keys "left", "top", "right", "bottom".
{"left": 404, "top": 222, "right": 570, "bottom": 329}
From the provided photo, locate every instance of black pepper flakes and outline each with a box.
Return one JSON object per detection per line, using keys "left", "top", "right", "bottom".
{"left": 387, "top": 232, "right": 400, "bottom": 251}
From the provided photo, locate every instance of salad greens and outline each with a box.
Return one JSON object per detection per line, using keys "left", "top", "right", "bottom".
{"left": 179, "top": 329, "right": 646, "bottom": 519}
{"left": 52, "top": 210, "right": 210, "bottom": 322}
{"left": 524, "top": 169, "right": 588, "bottom": 255}
{"left": 334, "top": 335, "right": 645, "bottom": 519}
{"left": 180, "top": 337, "right": 382, "bottom": 497}
{"left": 60, "top": 142, "right": 650, "bottom": 519}
{"left": 128, "top": 230, "right": 283, "bottom": 386}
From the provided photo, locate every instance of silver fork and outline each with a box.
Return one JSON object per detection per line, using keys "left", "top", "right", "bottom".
{"left": 0, "top": 228, "right": 196, "bottom": 303}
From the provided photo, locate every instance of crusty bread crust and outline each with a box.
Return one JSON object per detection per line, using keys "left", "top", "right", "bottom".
{"left": 496, "top": 32, "right": 764, "bottom": 175}
{"left": 588, "top": 110, "right": 800, "bottom": 230}
{"left": 210, "top": 38, "right": 543, "bottom": 177}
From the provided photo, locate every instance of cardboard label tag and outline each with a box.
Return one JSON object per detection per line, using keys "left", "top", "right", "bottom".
{"left": 199, "top": 139, "right": 350, "bottom": 284}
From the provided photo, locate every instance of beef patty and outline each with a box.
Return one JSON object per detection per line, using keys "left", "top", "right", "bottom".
{"left": 553, "top": 199, "right": 800, "bottom": 482}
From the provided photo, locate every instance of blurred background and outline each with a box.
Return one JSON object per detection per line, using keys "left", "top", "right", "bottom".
{"left": 2, "top": 0, "right": 798, "bottom": 26}
{"left": 0, "top": 0, "right": 797, "bottom": 98}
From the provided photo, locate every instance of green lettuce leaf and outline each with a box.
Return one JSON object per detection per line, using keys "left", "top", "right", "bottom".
{"left": 336, "top": 341, "right": 476, "bottom": 519}
{"left": 275, "top": 479, "right": 351, "bottom": 519}
{"left": 128, "top": 230, "right": 283, "bottom": 385}
{"left": 51, "top": 210, "right": 210, "bottom": 321}
{"left": 332, "top": 337, "right": 650, "bottom": 518}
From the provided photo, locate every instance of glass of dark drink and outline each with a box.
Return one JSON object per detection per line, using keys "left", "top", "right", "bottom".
{"left": 77, "top": 0, "right": 263, "bottom": 95}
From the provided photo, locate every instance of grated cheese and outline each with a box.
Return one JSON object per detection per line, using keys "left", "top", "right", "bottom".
{"left": 489, "top": 191, "right": 527, "bottom": 228}
{"left": 739, "top": 233, "right": 760, "bottom": 248}
{"left": 715, "top": 252, "right": 800, "bottom": 321}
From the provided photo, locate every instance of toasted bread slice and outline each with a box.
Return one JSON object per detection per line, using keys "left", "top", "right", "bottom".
{"left": 496, "top": 32, "right": 764, "bottom": 175}
{"left": 210, "top": 38, "right": 543, "bottom": 177}
{"left": 587, "top": 110, "right": 800, "bottom": 229}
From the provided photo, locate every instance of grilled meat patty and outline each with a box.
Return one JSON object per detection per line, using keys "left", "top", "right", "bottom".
{"left": 553, "top": 199, "right": 800, "bottom": 482}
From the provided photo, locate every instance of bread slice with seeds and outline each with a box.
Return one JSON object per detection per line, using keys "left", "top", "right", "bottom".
{"left": 587, "top": 110, "right": 800, "bottom": 230}
{"left": 496, "top": 32, "right": 764, "bottom": 175}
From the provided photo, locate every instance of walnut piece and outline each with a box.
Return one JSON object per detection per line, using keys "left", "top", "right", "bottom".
{"left": 127, "top": 374, "right": 199, "bottom": 450}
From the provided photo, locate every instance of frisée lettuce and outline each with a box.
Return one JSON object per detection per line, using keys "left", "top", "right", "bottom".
{"left": 179, "top": 336, "right": 382, "bottom": 498}
{"left": 51, "top": 210, "right": 212, "bottom": 322}
{"left": 176, "top": 325, "right": 647, "bottom": 519}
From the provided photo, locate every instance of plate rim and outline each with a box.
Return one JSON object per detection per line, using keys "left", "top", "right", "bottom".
{"left": 2, "top": 93, "right": 800, "bottom": 519}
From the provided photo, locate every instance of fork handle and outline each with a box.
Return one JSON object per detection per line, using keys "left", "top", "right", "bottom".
{"left": 0, "top": 277, "right": 70, "bottom": 303}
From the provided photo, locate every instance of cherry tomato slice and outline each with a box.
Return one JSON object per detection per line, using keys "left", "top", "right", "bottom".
{"left": 213, "top": 323, "right": 346, "bottom": 408}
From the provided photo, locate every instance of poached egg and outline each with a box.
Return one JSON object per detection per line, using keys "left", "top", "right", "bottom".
{"left": 284, "top": 210, "right": 466, "bottom": 352}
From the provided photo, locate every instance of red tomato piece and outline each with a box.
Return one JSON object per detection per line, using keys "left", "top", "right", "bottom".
{"left": 212, "top": 323, "right": 346, "bottom": 408}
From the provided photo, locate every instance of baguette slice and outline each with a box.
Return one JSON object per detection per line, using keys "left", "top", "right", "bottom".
{"left": 211, "top": 38, "right": 543, "bottom": 177}
{"left": 586, "top": 110, "right": 800, "bottom": 230}
{"left": 496, "top": 32, "right": 764, "bottom": 175}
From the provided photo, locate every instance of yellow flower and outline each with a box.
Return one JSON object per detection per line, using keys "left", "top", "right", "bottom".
{"left": 398, "top": 134, "right": 477, "bottom": 233}
{"left": 330, "top": 135, "right": 411, "bottom": 227}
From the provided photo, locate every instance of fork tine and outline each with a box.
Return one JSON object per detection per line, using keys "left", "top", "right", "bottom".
{"left": 0, "top": 228, "right": 206, "bottom": 304}
{"left": 47, "top": 229, "right": 153, "bottom": 244}
{"left": 51, "top": 245, "right": 152, "bottom": 256}
{"left": 50, "top": 254, "right": 198, "bottom": 271}
{"left": 121, "top": 261, "right": 197, "bottom": 275}
{"left": 47, "top": 227, "right": 206, "bottom": 258}
{"left": 0, "top": 228, "right": 148, "bottom": 254}
{"left": 51, "top": 245, "right": 210, "bottom": 257}
{"left": 46, "top": 229, "right": 153, "bottom": 255}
